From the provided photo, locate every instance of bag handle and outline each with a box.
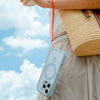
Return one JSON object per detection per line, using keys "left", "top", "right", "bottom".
{"left": 82, "top": 9, "right": 100, "bottom": 26}
{"left": 92, "top": 9, "right": 100, "bottom": 26}
{"left": 82, "top": 10, "right": 91, "bottom": 18}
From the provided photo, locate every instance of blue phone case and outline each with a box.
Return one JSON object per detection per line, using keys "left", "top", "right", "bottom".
{"left": 37, "top": 48, "right": 66, "bottom": 97}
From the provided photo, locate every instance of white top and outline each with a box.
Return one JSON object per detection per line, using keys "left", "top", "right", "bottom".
{"left": 48, "top": 9, "right": 68, "bottom": 39}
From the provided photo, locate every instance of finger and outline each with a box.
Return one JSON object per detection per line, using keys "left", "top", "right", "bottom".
{"left": 20, "top": 0, "right": 23, "bottom": 2}
{"left": 23, "top": 0, "right": 30, "bottom": 5}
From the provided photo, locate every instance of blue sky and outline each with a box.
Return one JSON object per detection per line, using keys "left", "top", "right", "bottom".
{"left": 0, "top": 0, "right": 51, "bottom": 100}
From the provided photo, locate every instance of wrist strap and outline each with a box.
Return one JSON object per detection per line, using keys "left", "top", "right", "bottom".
{"left": 51, "top": 0, "right": 55, "bottom": 48}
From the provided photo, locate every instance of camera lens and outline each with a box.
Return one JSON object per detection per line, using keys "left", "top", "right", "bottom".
{"left": 45, "top": 81, "right": 47, "bottom": 84}
{"left": 47, "top": 84, "right": 50, "bottom": 88}
{"left": 45, "top": 89, "right": 48, "bottom": 94}
{"left": 43, "top": 84, "right": 46, "bottom": 88}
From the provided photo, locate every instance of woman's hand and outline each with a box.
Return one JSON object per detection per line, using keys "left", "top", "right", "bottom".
{"left": 20, "top": 0, "right": 52, "bottom": 8}
{"left": 21, "top": 0, "right": 100, "bottom": 9}
{"left": 20, "top": 0, "right": 36, "bottom": 6}
{"left": 33, "top": 0, "right": 52, "bottom": 8}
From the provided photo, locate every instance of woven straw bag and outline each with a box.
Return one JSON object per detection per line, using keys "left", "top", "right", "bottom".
{"left": 58, "top": 10, "right": 100, "bottom": 56}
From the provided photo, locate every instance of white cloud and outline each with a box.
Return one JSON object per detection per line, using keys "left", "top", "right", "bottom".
{"left": 0, "top": 59, "right": 42, "bottom": 100}
{"left": 3, "top": 36, "right": 49, "bottom": 53}
{"left": 4, "top": 52, "right": 12, "bottom": 56}
{"left": 0, "top": 0, "right": 50, "bottom": 37}
{"left": 0, "top": 0, "right": 50, "bottom": 55}
{"left": 0, "top": 46, "right": 4, "bottom": 51}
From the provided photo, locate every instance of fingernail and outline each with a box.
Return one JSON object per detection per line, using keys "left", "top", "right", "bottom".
{"left": 20, "top": 0, "right": 23, "bottom": 2}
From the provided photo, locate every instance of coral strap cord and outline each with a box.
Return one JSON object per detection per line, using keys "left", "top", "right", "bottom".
{"left": 51, "top": 0, "right": 55, "bottom": 48}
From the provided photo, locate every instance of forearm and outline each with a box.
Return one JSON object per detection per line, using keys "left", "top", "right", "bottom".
{"left": 46, "top": 0, "right": 100, "bottom": 9}
{"left": 24, "top": 0, "right": 100, "bottom": 9}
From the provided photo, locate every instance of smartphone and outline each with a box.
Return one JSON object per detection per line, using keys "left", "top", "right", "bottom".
{"left": 37, "top": 48, "right": 66, "bottom": 97}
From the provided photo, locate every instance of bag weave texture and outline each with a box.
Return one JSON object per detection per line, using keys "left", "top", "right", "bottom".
{"left": 58, "top": 10, "right": 100, "bottom": 56}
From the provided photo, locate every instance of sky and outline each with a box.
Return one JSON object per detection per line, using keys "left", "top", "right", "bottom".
{"left": 0, "top": 0, "right": 51, "bottom": 100}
